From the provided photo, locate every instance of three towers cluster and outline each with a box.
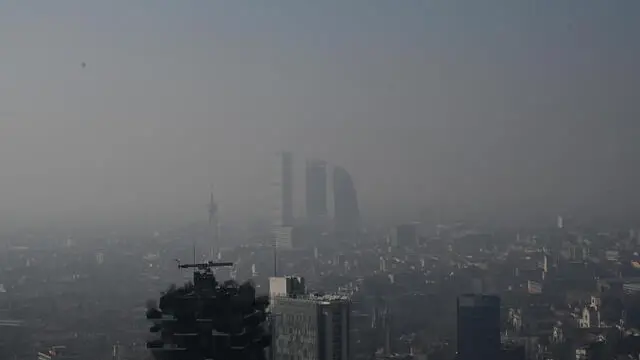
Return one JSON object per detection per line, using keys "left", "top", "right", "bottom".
{"left": 277, "top": 151, "right": 360, "bottom": 235}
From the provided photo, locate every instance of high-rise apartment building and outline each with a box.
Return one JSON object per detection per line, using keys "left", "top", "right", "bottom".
{"left": 280, "top": 152, "right": 294, "bottom": 227}
{"left": 456, "top": 294, "right": 501, "bottom": 360}
{"left": 270, "top": 277, "right": 350, "bottom": 360}
{"left": 147, "top": 263, "right": 271, "bottom": 360}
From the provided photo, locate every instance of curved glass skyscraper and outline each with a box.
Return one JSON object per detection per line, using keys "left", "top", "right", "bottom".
{"left": 332, "top": 166, "right": 360, "bottom": 235}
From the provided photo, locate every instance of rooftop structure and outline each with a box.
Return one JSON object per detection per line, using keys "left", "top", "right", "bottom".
{"left": 270, "top": 276, "right": 351, "bottom": 360}
{"left": 269, "top": 276, "right": 306, "bottom": 298}
{"left": 146, "top": 260, "right": 271, "bottom": 360}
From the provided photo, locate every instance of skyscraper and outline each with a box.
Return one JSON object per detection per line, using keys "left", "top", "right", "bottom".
{"left": 306, "top": 159, "right": 328, "bottom": 226}
{"left": 280, "top": 152, "right": 294, "bottom": 226}
{"left": 456, "top": 294, "right": 500, "bottom": 360}
{"left": 270, "top": 280, "right": 350, "bottom": 360}
{"left": 390, "top": 223, "right": 419, "bottom": 247}
{"left": 332, "top": 166, "right": 360, "bottom": 235}
{"left": 146, "top": 262, "right": 271, "bottom": 360}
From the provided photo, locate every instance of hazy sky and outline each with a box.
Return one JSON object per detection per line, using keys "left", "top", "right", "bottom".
{"left": 1, "top": 1, "right": 639, "bottom": 229}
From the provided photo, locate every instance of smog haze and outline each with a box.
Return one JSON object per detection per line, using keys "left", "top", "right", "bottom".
{"left": 1, "top": 1, "right": 639, "bottom": 229}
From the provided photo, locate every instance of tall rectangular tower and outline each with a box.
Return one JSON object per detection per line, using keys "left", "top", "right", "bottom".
{"left": 281, "top": 152, "right": 294, "bottom": 226}
{"left": 271, "top": 293, "right": 350, "bottom": 360}
{"left": 306, "top": 159, "right": 328, "bottom": 226}
{"left": 456, "top": 294, "right": 500, "bottom": 360}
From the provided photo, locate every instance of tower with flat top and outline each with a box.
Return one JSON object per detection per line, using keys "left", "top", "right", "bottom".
{"left": 146, "top": 261, "right": 271, "bottom": 360}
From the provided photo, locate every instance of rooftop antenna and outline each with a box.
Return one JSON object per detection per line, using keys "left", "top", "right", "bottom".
{"left": 176, "top": 260, "right": 234, "bottom": 271}
{"left": 273, "top": 234, "right": 278, "bottom": 277}
{"left": 208, "top": 185, "right": 219, "bottom": 261}
{"left": 175, "top": 257, "right": 233, "bottom": 272}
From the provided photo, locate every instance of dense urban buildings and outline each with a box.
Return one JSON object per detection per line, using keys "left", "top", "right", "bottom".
{"left": 6, "top": 152, "right": 640, "bottom": 360}
{"left": 3, "top": 1, "right": 639, "bottom": 359}
{"left": 6, "top": 206, "right": 640, "bottom": 359}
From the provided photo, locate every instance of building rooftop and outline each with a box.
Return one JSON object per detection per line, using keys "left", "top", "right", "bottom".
{"left": 274, "top": 293, "right": 350, "bottom": 304}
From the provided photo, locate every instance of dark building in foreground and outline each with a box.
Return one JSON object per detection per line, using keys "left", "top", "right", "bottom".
{"left": 456, "top": 294, "right": 500, "bottom": 360}
{"left": 271, "top": 295, "right": 350, "bottom": 360}
{"left": 500, "top": 342, "right": 525, "bottom": 360}
{"left": 146, "top": 262, "right": 271, "bottom": 360}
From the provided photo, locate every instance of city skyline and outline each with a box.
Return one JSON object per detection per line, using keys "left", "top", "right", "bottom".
{"left": 1, "top": 1, "right": 639, "bottom": 229}
{"left": 3, "top": 2, "right": 640, "bottom": 360}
